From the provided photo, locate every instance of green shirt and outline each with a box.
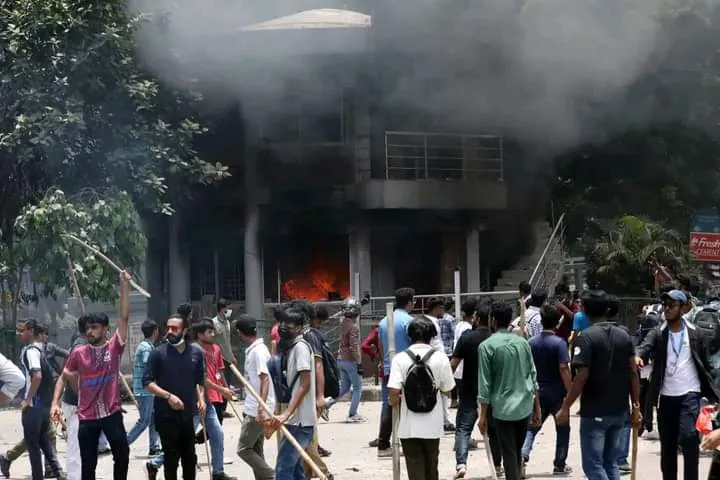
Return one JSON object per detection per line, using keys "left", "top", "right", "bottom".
{"left": 477, "top": 331, "right": 537, "bottom": 421}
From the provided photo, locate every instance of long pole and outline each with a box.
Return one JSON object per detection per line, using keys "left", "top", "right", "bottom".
{"left": 630, "top": 425, "right": 638, "bottom": 480}
{"left": 227, "top": 364, "right": 327, "bottom": 480}
{"left": 65, "top": 255, "right": 139, "bottom": 409}
{"left": 453, "top": 269, "right": 461, "bottom": 321}
{"left": 198, "top": 386, "right": 212, "bottom": 480}
{"left": 386, "top": 302, "right": 401, "bottom": 480}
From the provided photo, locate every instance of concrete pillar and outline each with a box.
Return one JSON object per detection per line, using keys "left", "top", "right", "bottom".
{"left": 371, "top": 233, "right": 395, "bottom": 297}
{"left": 349, "top": 224, "right": 372, "bottom": 298}
{"left": 440, "top": 233, "right": 464, "bottom": 293}
{"left": 168, "top": 214, "right": 190, "bottom": 311}
{"left": 466, "top": 227, "right": 481, "bottom": 292}
{"left": 244, "top": 139, "right": 264, "bottom": 319}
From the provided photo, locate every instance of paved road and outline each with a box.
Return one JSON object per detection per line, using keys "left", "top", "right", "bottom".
{"left": 0, "top": 401, "right": 712, "bottom": 479}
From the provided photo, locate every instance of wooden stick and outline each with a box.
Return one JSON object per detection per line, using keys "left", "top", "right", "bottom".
{"left": 65, "top": 255, "right": 139, "bottom": 410}
{"left": 630, "top": 424, "right": 638, "bottom": 480}
{"left": 225, "top": 396, "right": 243, "bottom": 423}
{"left": 519, "top": 296, "right": 527, "bottom": 337}
{"left": 228, "top": 364, "right": 327, "bottom": 480}
{"left": 386, "top": 302, "right": 401, "bottom": 480}
{"left": 63, "top": 234, "right": 151, "bottom": 298}
{"left": 198, "top": 387, "right": 212, "bottom": 480}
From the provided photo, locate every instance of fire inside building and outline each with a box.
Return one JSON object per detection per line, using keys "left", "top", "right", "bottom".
{"left": 142, "top": 6, "right": 561, "bottom": 322}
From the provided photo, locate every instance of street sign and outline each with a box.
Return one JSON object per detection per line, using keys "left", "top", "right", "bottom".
{"left": 690, "top": 232, "right": 720, "bottom": 262}
{"left": 693, "top": 209, "right": 720, "bottom": 233}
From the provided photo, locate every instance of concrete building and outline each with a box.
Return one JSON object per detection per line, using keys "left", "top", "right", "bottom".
{"left": 144, "top": 6, "right": 556, "bottom": 321}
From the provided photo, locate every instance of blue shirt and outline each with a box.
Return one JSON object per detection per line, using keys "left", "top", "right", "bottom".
{"left": 529, "top": 331, "right": 569, "bottom": 399}
{"left": 133, "top": 340, "right": 154, "bottom": 397}
{"left": 572, "top": 312, "right": 590, "bottom": 332}
{"left": 379, "top": 309, "right": 412, "bottom": 375}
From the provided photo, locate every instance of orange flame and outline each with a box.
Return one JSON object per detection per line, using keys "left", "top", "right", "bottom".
{"left": 282, "top": 262, "right": 350, "bottom": 301}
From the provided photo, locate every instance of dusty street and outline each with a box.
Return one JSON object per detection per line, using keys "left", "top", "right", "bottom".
{"left": 0, "top": 401, "right": 711, "bottom": 479}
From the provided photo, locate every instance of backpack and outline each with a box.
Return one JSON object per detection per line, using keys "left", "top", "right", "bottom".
{"left": 43, "top": 343, "right": 64, "bottom": 381}
{"left": 267, "top": 340, "right": 309, "bottom": 404}
{"left": 316, "top": 338, "right": 340, "bottom": 399}
{"left": 695, "top": 308, "right": 720, "bottom": 341}
{"left": 21, "top": 345, "right": 55, "bottom": 406}
{"left": 402, "top": 348, "right": 438, "bottom": 413}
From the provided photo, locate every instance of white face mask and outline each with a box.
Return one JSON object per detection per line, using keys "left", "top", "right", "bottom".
{"left": 224, "top": 309, "right": 233, "bottom": 319}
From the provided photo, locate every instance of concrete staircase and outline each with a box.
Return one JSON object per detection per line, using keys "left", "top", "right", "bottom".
{"left": 493, "top": 221, "right": 561, "bottom": 292}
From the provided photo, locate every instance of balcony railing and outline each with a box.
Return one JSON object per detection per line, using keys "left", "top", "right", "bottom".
{"left": 384, "top": 131, "right": 504, "bottom": 181}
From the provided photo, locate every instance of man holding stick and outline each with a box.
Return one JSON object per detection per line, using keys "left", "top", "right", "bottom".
{"left": 62, "top": 272, "right": 131, "bottom": 480}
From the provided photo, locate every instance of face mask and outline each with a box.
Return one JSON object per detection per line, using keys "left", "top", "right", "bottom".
{"left": 224, "top": 309, "right": 233, "bottom": 319}
{"left": 279, "top": 325, "right": 295, "bottom": 340}
{"left": 167, "top": 334, "right": 184, "bottom": 346}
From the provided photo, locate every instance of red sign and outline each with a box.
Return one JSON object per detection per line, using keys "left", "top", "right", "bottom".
{"left": 690, "top": 232, "right": 720, "bottom": 261}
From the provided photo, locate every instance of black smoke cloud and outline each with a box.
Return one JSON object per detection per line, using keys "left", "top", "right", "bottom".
{"left": 129, "top": 0, "right": 666, "bottom": 150}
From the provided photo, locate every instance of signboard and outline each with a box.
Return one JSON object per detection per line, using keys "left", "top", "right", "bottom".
{"left": 693, "top": 209, "right": 720, "bottom": 233}
{"left": 690, "top": 232, "right": 720, "bottom": 262}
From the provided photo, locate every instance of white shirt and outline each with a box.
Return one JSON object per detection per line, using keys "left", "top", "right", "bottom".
{"left": 286, "top": 339, "right": 316, "bottom": 427}
{"left": 243, "top": 339, "right": 276, "bottom": 417}
{"left": 0, "top": 353, "right": 24, "bottom": 400}
{"left": 453, "top": 321, "right": 472, "bottom": 379}
{"left": 661, "top": 324, "right": 701, "bottom": 396}
{"left": 387, "top": 343, "right": 455, "bottom": 439}
{"left": 510, "top": 306, "right": 543, "bottom": 338}
{"left": 425, "top": 315, "right": 445, "bottom": 353}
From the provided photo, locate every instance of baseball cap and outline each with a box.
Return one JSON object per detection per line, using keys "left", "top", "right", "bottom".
{"left": 661, "top": 289, "right": 688, "bottom": 304}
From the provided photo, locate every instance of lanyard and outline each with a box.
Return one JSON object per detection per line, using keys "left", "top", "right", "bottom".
{"left": 670, "top": 327, "right": 686, "bottom": 360}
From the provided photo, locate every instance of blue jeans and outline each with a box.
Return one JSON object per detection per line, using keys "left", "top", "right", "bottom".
{"left": 454, "top": 399, "right": 478, "bottom": 466}
{"left": 521, "top": 393, "right": 570, "bottom": 468}
{"left": 275, "top": 425, "right": 314, "bottom": 480}
{"left": 126, "top": 395, "right": 161, "bottom": 452}
{"left": 338, "top": 360, "right": 362, "bottom": 417}
{"left": 580, "top": 413, "right": 625, "bottom": 480}
{"left": 617, "top": 412, "right": 630, "bottom": 466}
{"left": 150, "top": 404, "right": 225, "bottom": 475}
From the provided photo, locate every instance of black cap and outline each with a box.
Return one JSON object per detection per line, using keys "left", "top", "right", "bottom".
{"left": 234, "top": 315, "right": 257, "bottom": 336}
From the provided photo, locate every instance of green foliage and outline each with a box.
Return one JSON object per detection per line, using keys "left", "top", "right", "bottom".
{"left": 0, "top": 0, "right": 230, "bottom": 224}
{"left": 586, "top": 215, "right": 688, "bottom": 295}
{"left": 10, "top": 188, "right": 145, "bottom": 303}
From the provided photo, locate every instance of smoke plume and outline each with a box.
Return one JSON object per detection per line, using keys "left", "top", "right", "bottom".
{"left": 129, "top": 0, "right": 668, "bottom": 150}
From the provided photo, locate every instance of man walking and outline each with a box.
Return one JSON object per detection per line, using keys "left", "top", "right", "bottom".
{"left": 330, "top": 297, "right": 365, "bottom": 422}
{"left": 635, "top": 289, "right": 718, "bottom": 480}
{"left": 521, "top": 304, "right": 572, "bottom": 475}
{"left": 451, "top": 302, "right": 501, "bottom": 479}
{"left": 377, "top": 287, "right": 414, "bottom": 457}
{"left": 143, "top": 314, "right": 206, "bottom": 480}
{"left": 213, "top": 298, "right": 237, "bottom": 407}
{"left": 126, "top": 319, "right": 161, "bottom": 457}
{"left": 424, "top": 298, "right": 454, "bottom": 432}
{"left": 235, "top": 315, "right": 275, "bottom": 480}
{"left": 478, "top": 302, "right": 540, "bottom": 480}
{"left": 388, "top": 317, "right": 455, "bottom": 480}
{"left": 16, "top": 318, "right": 64, "bottom": 480}
{"left": 62, "top": 272, "right": 131, "bottom": 480}
{"left": 557, "top": 290, "right": 642, "bottom": 480}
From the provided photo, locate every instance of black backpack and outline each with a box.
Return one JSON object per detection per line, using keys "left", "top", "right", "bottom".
{"left": 402, "top": 349, "right": 438, "bottom": 413}
{"left": 303, "top": 329, "right": 340, "bottom": 399}
{"left": 21, "top": 345, "right": 55, "bottom": 406}
{"left": 268, "top": 345, "right": 301, "bottom": 404}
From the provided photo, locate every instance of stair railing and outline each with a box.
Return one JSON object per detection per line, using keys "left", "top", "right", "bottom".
{"left": 529, "top": 213, "right": 566, "bottom": 291}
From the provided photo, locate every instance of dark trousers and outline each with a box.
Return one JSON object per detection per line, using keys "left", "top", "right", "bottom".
{"left": 77, "top": 411, "right": 129, "bottom": 480}
{"left": 709, "top": 451, "right": 720, "bottom": 480}
{"left": 156, "top": 416, "right": 196, "bottom": 480}
{"left": 495, "top": 417, "right": 529, "bottom": 480}
{"left": 639, "top": 378, "right": 654, "bottom": 434}
{"left": 454, "top": 399, "right": 502, "bottom": 468}
{"left": 214, "top": 402, "right": 226, "bottom": 425}
{"left": 658, "top": 392, "right": 701, "bottom": 480}
{"left": 378, "top": 402, "right": 393, "bottom": 450}
{"left": 400, "top": 438, "right": 440, "bottom": 480}
{"left": 23, "top": 407, "right": 62, "bottom": 480}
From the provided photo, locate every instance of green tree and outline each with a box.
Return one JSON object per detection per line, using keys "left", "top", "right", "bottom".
{"left": 0, "top": 0, "right": 230, "bottom": 238}
{"left": 0, "top": 189, "right": 145, "bottom": 327}
{"left": 586, "top": 215, "right": 688, "bottom": 295}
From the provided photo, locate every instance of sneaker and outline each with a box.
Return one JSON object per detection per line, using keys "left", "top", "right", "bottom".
{"left": 318, "top": 446, "right": 332, "bottom": 457}
{"left": 495, "top": 466, "right": 505, "bottom": 478}
{"left": 146, "top": 462, "right": 158, "bottom": 480}
{"left": 346, "top": 415, "right": 367, "bottom": 423}
{"left": 148, "top": 447, "right": 162, "bottom": 457}
{"left": 618, "top": 463, "right": 631, "bottom": 476}
{"left": 377, "top": 449, "right": 393, "bottom": 458}
{"left": 212, "top": 474, "right": 237, "bottom": 480}
{"left": 521, "top": 458, "right": 527, "bottom": 479}
{"left": 454, "top": 465, "right": 467, "bottom": 479}
{"left": 553, "top": 465, "right": 572, "bottom": 476}
{"left": 444, "top": 423, "right": 456, "bottom": 432}
{"left": 44, "top": 469, "right": 57, "bottom": 478}
{"left": 0, "top": 455, "right": 9, "bottom": 479}
{"left": 319, "top": 407, "right": 329, "bottom": 422}
{"left": 97, "top": 447, "right": 111, "bottom": 456}
{"left": 643, "top": 430, "right": 659, "bottom": 440}
{"left": 368, "top": 438, "right": 379, "bottom": 448}
{"left": 468, "top": 438, "right": 479, "bottom": 450}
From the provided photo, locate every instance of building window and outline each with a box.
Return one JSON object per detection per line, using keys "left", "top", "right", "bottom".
{"left": 262, "top": 88, "right": 345, "bottom": 145}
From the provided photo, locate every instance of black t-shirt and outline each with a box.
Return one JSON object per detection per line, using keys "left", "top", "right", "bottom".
{"left": 452, "top": 326, "right": 493, "bottom": 403}
{"left": 572, "top": 322, "right": 633, "bottom": 417}
{"left": 144, "top": 343, "right": 205, "bottom": 421}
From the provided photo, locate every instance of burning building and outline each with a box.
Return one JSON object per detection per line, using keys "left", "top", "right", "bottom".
{"left": 142, "top": 5, "right": 553, "bottom": 321}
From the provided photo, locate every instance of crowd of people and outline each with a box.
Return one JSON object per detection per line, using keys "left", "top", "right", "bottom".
{"left": 1, "top": 270, "right": 720, "bottom": 480}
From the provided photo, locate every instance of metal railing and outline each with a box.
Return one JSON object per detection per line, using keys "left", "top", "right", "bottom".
{"left": 384, "top": 131, "right": 504, "bottom": 181}
{"left": 529, "top": 213, "right": 567, "bottom": 292}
